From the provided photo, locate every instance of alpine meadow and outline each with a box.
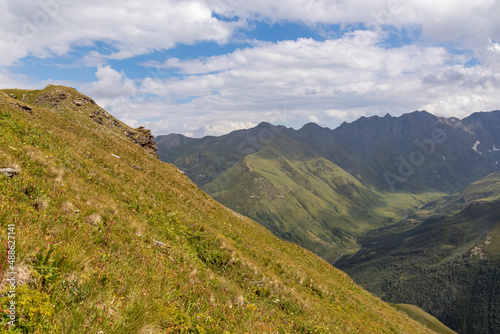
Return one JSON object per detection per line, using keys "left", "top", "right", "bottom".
{"left": 0, "top": 85, "right": 448, "bottom": 333}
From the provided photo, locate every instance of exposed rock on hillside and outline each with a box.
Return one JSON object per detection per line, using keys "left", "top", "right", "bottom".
{"left": 34, "top": 87, "right": 70, "bottom": 106}
{"left": 0, "top": 167, "right": 20, "bottom": 177}
{"left": 126, "top": 126, "right": 159, "bottom": 158}
{"left": 10, "top": 102, "right": 33, "bottom": 113}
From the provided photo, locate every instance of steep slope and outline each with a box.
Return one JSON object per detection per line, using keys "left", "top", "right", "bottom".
{"left": 0, "top": 86, "right": 437, "bottom": 333}
{"left": 156, "top": 122, "right": 286, "bottom": 187}
{"left": 336, "top": 172, "right": 500, "bottom": 334}
{"left": 204, "top": 145, "right": 436, "bottom": 263}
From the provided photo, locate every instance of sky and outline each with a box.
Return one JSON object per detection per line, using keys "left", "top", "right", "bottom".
{"left": 1, "top": 0, "right": 500, "bottom": 137}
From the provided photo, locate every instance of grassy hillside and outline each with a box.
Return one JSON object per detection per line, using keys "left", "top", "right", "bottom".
{"left": 389, "top": 304, "right": 457, "bottom": 334}
{"left": 205, "top": 145, "right": 441, "bottom": 263}
{"left": 0, "top": 86, "right": 438, "bottom": 333}
{"left": 337, "top": 172, "right": 500, "bottom": 333}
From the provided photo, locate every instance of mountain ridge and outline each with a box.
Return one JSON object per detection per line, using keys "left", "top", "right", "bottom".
{"left": 159, "top": 109, "right": 500, "bottom": 193}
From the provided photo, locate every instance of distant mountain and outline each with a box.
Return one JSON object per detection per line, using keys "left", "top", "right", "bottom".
{"left": 336, "top": 171, "right": 500, "bottom": 334}
{"left": 0, "top": 85, "right": 440, "bottom": 333}
{"left": 156, "top": 111, "right": 500, "bottom": 262}
{"left": 156, "top": 122, "right": 287, "bottom": 187}
{"left": 299, "top": 110, "right": 500, "bottom": 192}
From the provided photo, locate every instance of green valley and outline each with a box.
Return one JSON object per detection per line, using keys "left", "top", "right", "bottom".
{"left": 204, "top": 145, "right": 439, "bottom": 263}
{"left": 336, "top": 172, "right": 500, "bottom": 334}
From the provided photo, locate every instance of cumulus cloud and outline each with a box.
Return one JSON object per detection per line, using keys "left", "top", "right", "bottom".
{"left": 82, "top": 65, "right": 137, "bottom": 98}
{"left": 1, "top": 0, "right": 498, "bottom": 68}
{"left": 0, "top": 0, "right": 236, "bottom": 67}
{"left": 135, "top": 31, "right": 459, "bottom": 135}
{"left": 118, "top": 29, "right": 499, "bottom": 136}
{"left": 211, "top": 0, "right": 499, "bottom": 48}
{"left": 428, "top": 95, "right": 486, "bottom": 119}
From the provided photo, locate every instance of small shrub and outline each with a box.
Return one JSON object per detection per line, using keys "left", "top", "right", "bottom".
{"left": 0, "top": 285, "right": 56, "bottom": 333}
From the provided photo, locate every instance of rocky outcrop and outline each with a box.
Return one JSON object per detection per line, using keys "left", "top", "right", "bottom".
{"left": 126, "top": 126, "right": 159, "bottom": 158}
{"left": 10, "top": 102, "right": 33, "bottom": 114}
{"left": 34, "top": 87, "right": 70, "bottom": 107}
{"left": 8, "top": 85, "right": 160, "bottom": 159}
{"left": 88, "top": 108, "right": 123, "bottom": 128}
{"left": 0, "top": 168, "right": 20, "bottom": 177}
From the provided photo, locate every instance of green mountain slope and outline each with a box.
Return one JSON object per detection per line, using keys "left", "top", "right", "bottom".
{"left": 389, "top": 304, "right": 457, "bottom": 334}
{"left": 155, "top": 122, "right": 288, "bottom": 187}
{"left": 336, "top": 172, "right": 500, "bottom": 334}
{"left": 0, "top": 86, "right": 438, "bottom": 333}
{"left": 205, "top": 145, "right": 438, "bottom": 263}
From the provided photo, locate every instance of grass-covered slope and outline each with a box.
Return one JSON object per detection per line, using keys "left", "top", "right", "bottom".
{"left": 0, "top": 86, "right": 437, "bottom": 333}
{"left": 389, "top": 304, "right": 457, "bottom": 334}
{"left": 336, "top": 172, "right": 500, "bottom": 334}
{"left": 204, "top": 145, "right": 439, "bottom": 263}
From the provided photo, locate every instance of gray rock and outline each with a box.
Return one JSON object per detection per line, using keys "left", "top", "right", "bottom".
{"left": 0, "top": 168, "right": 20, "bottom": 177}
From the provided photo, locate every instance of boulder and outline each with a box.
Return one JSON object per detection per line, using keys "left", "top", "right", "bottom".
{"left": 0, "top": 168, "right": 20, "bottom": 177}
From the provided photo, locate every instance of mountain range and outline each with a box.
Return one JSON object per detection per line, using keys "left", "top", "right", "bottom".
{"left": 156, "top": 110, "right": 500, "bottom": 333}
{"left": 0, "top": 85, "right": 446, "bottom": 333}
{"left": 156, "top": 111, "right": 500, "bottom": 262}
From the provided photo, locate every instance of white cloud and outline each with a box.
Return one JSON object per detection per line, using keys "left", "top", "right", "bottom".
{"left": 325, "top": 109, "right": 349, "bottom": 120}
{"left": 134, "top": 32, "right": 458, "bottom": 135}
{"left": 114, "top": 30, "right": 499, "bottom": 136}
{"left": 1, "top": 0, "right": 499, "bottom": 68}
{"left": 0, "top": 0, "right": 236, "bottom": 67}
{"left": 427, "top": 95, "right": 486, "bottom": 119}
{"left": 308, "top": 114, "right": 320, "bottom": 123}
{"left": 211, "top": 0, "right": 499, "bottom": 48}
{"left": 82, "top": 65, "right": 137, "bottom": 98}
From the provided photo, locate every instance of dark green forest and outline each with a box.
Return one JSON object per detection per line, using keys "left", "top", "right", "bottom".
{"left": 337, "top": 199, "right": 500, "bottom": 333}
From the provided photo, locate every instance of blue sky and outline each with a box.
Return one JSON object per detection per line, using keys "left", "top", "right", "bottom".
{"left": 1, "top": 0, "right": 500, "bottom": 137}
